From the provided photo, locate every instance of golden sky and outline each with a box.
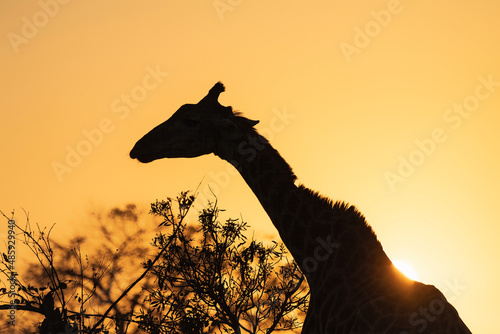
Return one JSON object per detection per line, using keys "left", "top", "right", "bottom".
{"left": 1, "top": 1, "right": 499, "bottom": 332}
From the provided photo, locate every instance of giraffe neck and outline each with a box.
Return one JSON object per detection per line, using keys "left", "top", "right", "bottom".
{"left": 214, "top": 129, "right": 301, "bottom": 246}
{"left": 214, "top": 126, "right": 393, "bottom": 281}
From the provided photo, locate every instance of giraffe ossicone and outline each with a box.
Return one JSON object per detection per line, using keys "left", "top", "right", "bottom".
{"left": 130, "top": 82, "right": 471, "bottom": 333}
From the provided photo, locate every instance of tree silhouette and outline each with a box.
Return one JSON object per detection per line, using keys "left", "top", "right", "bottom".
{"left": 0, "top": 205, "right": 159, "bottom": 333}
{"left": 138, "top": 192, "right": 309, "bottom": 334}
{"left": 0, "top": 192, "right": 309, "bottom": 333}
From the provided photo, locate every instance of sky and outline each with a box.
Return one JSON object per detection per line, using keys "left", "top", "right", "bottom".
{"left": 1, "top": 0, "right": 499, "bottom": 332}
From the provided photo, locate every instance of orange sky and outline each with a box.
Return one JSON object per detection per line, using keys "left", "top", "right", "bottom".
{"left": 1, "top": 1, "right": 499, "bottom": 332}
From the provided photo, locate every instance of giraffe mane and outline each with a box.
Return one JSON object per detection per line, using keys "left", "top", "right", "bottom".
{"left": 298, "top": 185, "right": 383, "bottom": 247}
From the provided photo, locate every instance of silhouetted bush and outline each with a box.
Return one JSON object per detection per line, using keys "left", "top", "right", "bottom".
{"left": 0, "top": 192, "right": 308, "bottom": 333}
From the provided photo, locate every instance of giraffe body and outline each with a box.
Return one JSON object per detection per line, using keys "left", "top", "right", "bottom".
{"left": 130, "top": 82, "right": 471, "bottom": 333}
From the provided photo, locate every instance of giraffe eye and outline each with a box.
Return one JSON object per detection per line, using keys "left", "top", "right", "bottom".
{"left": 184, "top": 118, "right": 200, "bottom": 127}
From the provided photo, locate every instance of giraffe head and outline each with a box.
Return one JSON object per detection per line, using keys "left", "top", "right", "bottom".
{"left": 130, "top": 82, "right": 259, "bottom": 163}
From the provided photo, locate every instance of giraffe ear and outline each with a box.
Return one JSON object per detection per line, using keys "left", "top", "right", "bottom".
{"left": 238, "top": 117, "right": 259, "bottom": 127}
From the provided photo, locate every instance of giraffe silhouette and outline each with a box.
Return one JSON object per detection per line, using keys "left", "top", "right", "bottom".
{"left": 130, "top": 82, "right": 471, "bottom": 333}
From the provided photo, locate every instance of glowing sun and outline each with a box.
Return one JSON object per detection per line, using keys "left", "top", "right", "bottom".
{"left": 393, "top": 260, "right": 419, "bottom": 281}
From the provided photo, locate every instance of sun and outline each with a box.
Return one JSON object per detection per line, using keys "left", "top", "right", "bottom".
{"left": 393, "top": 260, "right": 419, "bottom": 281}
